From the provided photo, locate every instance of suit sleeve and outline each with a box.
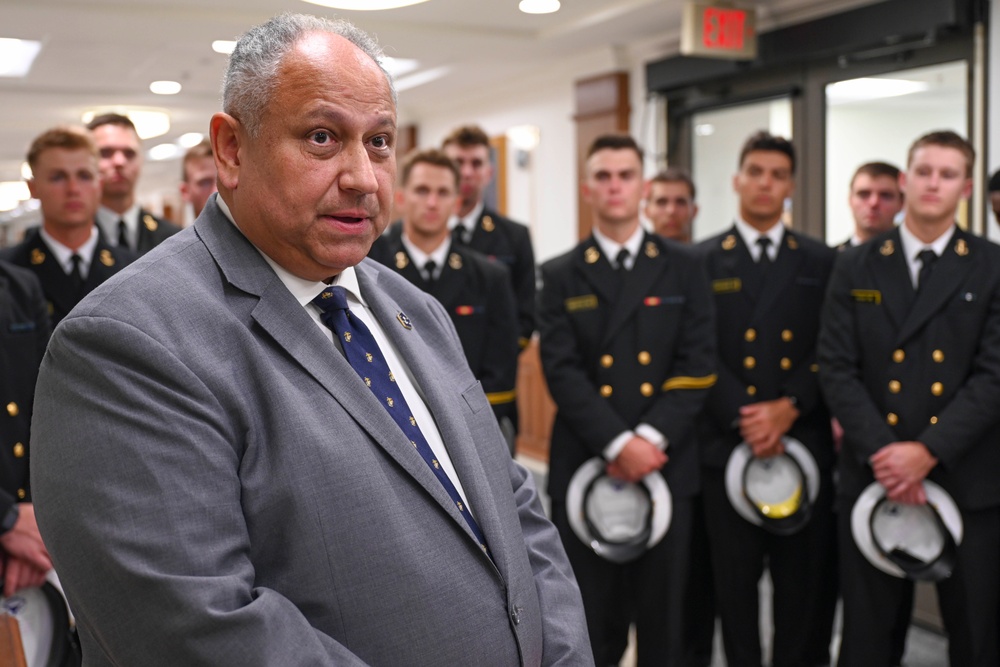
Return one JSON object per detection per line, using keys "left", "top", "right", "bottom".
{"left": 31, "top": 318, "right": 370, "bottom": 666}
{"left": 818, "top": 253, "right": 898, "bottom": 463}
{"left": 538, "top": 262, "right": 632, "bottom": 454}
{"left": 638, "top": 257, "right": 717, "bottom": 445}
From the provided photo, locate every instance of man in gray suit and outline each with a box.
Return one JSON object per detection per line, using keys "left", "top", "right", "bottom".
{"left": 30, "top": 14, "right": 590, "bottom": 666}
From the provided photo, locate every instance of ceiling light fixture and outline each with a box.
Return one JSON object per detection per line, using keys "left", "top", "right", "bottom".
{"left": 519, "top": 0, "right": 560, "bottom": 14}
{"left": 150, "top": 80, "right": 182, "bottom": 95}
{"left": 212, "top": 40, "right": 236, "bottom": 55}
{"left": 300, "top": 0, "right": 429, "bottom": 10}
{"left": 826, "top": 78, "right": 930, "bottom": 105}
{"left": 178, "top": 133, "right": 205, "bottom": 148}
{"left": 0, "top": 182, "right": 31, "bottom": 212}
{"left": 0, "top": 38, "right": 42, "bottom": 78}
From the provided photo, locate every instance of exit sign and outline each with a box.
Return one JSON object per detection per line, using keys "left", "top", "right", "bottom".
{"left": 681, "top": 1, "right": 757, "bottom": 60}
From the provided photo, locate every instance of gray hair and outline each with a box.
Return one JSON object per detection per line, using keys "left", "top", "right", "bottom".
{"left": 222, "top": 13, "right": 396, "bottom": 138}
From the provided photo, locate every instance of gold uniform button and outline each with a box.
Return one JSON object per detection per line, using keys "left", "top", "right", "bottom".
{"left": 892, "top": 349, "right": 905, "bottom": 363}
{"left": 638, "top": 351, "right": 651, "bottom": 365}
{"left": 744, "top": 356, "right": 756, "bottom": 369}
{"left": 640, "top": 382, "right": 654, "bottom": 397}
{"left": 931, "top": 382, "right": 943, "bottom": 396}
{"left": 933, "top": 350, "right": 944, "bottom": 363}
{"left": 16, "top": 488, "right": 25, "bottom": 500}
{"left": 780, "top": 357, "right": 792, "bottom": 370}
{"left": 747, "top": 385, "right": 757, "bottom": 396}
{"left": 886, "top": 412, "right": 898, "bottom": 426}
{"left": 6, "top": 402, "right": 18, "bottom": 417}
{"left": 600, "top": 354, "right": 614, "bottom": 368}
{"left": 600, "top": 385, "right": 613, "bottom": 397}
{"left": 744, "top": 328, "right": 757, "bottom": 342}
{"left": 12, "top": 443, "right": 24, "bottom": 458}
{"left": 929, "top": 416, "right": 939, "bottom": 425}
{"left": 888, "top": 380, "right": 901, "bottom": 394}
{"left": 781, "top": 329, "right": 793, "bottom": 342}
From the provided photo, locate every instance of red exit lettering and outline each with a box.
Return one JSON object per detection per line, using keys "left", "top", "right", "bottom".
{"left": 702, "top": 7, "right": 746, "bottom": 51}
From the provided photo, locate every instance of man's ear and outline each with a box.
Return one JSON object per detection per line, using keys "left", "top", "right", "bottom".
{"left": 211, "top": 113, "right": 242, "bottom": 191}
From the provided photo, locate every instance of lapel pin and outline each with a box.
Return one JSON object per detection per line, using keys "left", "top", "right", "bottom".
{"left": 722, "top": 234, "right": 736, "bottom": 251}
{"left": 955, "top": 239, "right": 969, "bottom": 256}
{"left": 880, "top": 239, "right": 895, "bottom": 256}
{"left": 395, "top": 251, "right": 408, "bottom": 269}
{"left": 585, "top": 247, "right": 600, "bottom": 264}
{"left": 645, "top": 241, "right": 659, "bottom": 258}
{"left": 397, "top": 312, "right": 413, "bottom": 329}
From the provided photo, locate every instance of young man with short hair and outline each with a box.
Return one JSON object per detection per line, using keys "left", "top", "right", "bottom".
{"left": 646, "top": 168, "right": 698, "bottom": 243}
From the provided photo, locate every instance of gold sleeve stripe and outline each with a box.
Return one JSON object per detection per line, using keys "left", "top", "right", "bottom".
{"left": 660, "top": 374, "right": 718, "bottom": 392}
{"left": 486, "top": 390, "right": 517, "bottom": 405}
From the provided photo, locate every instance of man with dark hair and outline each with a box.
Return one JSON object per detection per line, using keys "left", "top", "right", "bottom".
{"left": 179, "top": 138, "right": 217, "bottom": 219}
{"left": 988, "top": 169, "right": 1000, "bottom": 227}
{"left": 696, "top": 130, "right": 837, "bottom": 667}
{"left": 87, "top": 113, "right": 182, "bottom": 254}
{"left": 442, "top": 124, "right": 536, "bottom": 349}
{"left": 839, "top": 161, "right": 903, "bottom": 249}
{"left": 31, "top": 14, "right": 590, "bottom": 666}
{"left": 646, "top": 168, "right": 698, "bottom": 243}
{"left": 821, "top": 130, "right": 1000, "bottom": 666}
{"left": 539, "top": 133, "right": 716, "bottom": 665}
{"left": 2, "top": 126, "right": 136, "bottom": 326}
{"left": 370, "top": 149, "right": 519, "bottom": 447}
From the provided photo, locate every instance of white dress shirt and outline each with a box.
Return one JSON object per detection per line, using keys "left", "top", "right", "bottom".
{"left": 898, "top": 221, "right": 955, "bottom": 289}
{"left": 735, "top": 217, "right": 784, "bottom": 262}
{"left": 96, "top": 203, "right": 141, "bottom": 249}
{"left": 39, "top": 226, "right": 98, "bottom": 278}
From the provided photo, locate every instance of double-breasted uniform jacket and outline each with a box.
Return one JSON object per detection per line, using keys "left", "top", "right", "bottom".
{"left": 134, "top": 209, "right": 183, "bottom": 255}
{"left": 456, "top": 208, "right": 536, "bottom": 348}
{"left": 819, "top": 226, "right": 1000, "bottom": 510}
{"left": 370, "top": 224, "right": 520, "bottom": 426}
{"left": 696, "top": 226, "right": 836, "bottom": 469}
{"left": 538, "top": 232, "right": 717, "bottom": 503}
{"left": 0, "top": 261, "right": 50, "bottom": 517}
{"left": 0, "top": 227, "right": 138, "bottom": 327}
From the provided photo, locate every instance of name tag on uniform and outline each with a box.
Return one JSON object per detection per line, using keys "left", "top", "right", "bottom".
{"left": 712, "top": 278, "right": 741, "bottom": 294}
{"left": 8, "top": 322, "right": 36, "bottom": 333}
{"left": 565, "top": 294, "right": 598, "bottom": 312}
{"left": 851, "top": 289, "right": 881, "bottom": 304}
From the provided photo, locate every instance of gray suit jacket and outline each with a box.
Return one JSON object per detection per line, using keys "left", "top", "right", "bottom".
{"left": 31, "top": 200, "right": 591, "bottom": 666}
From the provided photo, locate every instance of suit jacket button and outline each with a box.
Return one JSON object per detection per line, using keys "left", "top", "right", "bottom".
{"left": 747, "top": 385, "right": 757, "bottom": 396}
{"left": 888, "top": 380, "right": 901, "bottom": 394}
{"left": 886, "top": 412, "right": 898, "bottom": 426}
{"left": 930, "top": 416, "right": 939, "bottom": 425}
{"left": 600, "top": 355, "right": 614, "bottom": 368}
{"left": 12, "top": 443, "right": 24, "bottom": 458}
{"left": 744, "top": 328, "right": 756, "bottom": 342}
{"left": 16, "top": 488, "right": 25, "bottom": 499}
{"left": 600, "top": 385, "right": 613, "bottom": 397}
{"left": 744, "top": 356, "right": 756, "bottom": 369}
{"left": 637, "top": 351, "right": 651, "bottom": 365}
{"left": 781, "top": 329, "right": 793, "bottom": 342}
{"left": 932, "top": 349, "right": 944, "bottom": 363}
{"left": 931, "top": 382, "right": 943, "bottom": 396}
{"left": 6, "top": 402, "right": 18, "bottom": 417}
{"left": 892, "top": 349, "right": 905, "bottom": 363}
{"left": 780, "top": 357, "right": 792, "bottom": 370}
{"left": 640, "top": 383, "right": 654, "bottom": 397}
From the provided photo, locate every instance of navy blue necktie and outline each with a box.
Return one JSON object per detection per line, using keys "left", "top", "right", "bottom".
{"left": 917, "top": 249, "right": 938, "bottom": 292}
{"left": 311, "top": 286, "right": 491, "bottom": 557}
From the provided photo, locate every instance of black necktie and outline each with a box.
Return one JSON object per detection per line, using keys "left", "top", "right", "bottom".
{"left": 452, "top": 225, "right": 469, "bottom": 246}
{"left": 756, "top": 237, "right": 772, "bottom": 268}
{"left": 917, "top": 249, "right": 938, "bottom": 292}
{"left": 311, "top": 286, "right": 491, "bottom": 557}
{"left": 68, "top": 254, "right": 84, "bottom": 298}
{"left": 423, "top": 260, "right": 437, "bottom": 285}
{"left": 615, "top": 248, "right": 630, "bottom": 272}
{"left": 117, "top": 219, "right": 129, "bottom": 249}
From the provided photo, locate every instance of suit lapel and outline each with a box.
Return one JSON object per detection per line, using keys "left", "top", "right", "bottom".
{"left": 896, "top": 229, "right": 973, "bottom": 345}
{"left": 871, "top": 229, "right": 915, "bottom": 331}
{"left": 430, "top": 250, "right": 463, "bottom": 310}
{"left": 751, "top": 231, "right": 804, "bottom": 323}
{"left": 575, "top": 237, "right": 619, "bottom": 309}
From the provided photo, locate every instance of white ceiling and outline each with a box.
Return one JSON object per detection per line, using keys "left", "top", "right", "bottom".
{"left": 0, "top": 0, "right": 881, "bottom": 204}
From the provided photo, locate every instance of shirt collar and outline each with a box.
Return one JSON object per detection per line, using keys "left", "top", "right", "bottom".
{"left": 451, "top": 201, "right": 484, "bottom": 233}
{"left": 400, "top": 232, "right": 450, "bottom": 270}
{"left": 734, "top": 216, "right": 785, "bottom": 255}
{"left": 592, "top": 223, "right": 644, "bottom": 266}
{"left": 898, "top": 220, "right": 955, "bottom": 262}
{"left": 96, "top": 203, "right": 140, "bottom": 234}
{"left": 39, "top": 225, "right": 99, "bottom": 272}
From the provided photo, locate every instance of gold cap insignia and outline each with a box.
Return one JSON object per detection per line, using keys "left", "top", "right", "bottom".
{"left": 100, "top": 249, "right": 115, "bottom": 267}
{"left": 645, "top": 241, "right": 659, "bottom": 258}
{"left": 143, "top": 214, "right": 158, "bottom": 231}
{"left": 448, "top": 253, "right": 463, "bottom": 270}
{"left": 30, "top": 248, "right": 45, "bottom": 265}
{"left": 880, "top": 239, "right": 895, "bottom": 256}
{"left": 481, "top": 215, "right": 495, "bottom": 232}
{"left": 722, "top": 234, "right": 736, "bottom": 251}
{"left": 955, "top": 238, "right": 969, "bottom": 256}
{"left": 786, "top": 235, "right": 799, "bottom": 250}
{"left": 397, "top": 312, "right": 412, "bottom": 329}
{"left": 395, "top": 251, "right": 408, "bottom": 269}
{"left": 584, "top": 247, "right": 600, "bottom": 264}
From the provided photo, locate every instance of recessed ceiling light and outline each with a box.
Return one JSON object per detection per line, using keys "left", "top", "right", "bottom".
{"left": 0, "top": 38, "right": 42, "bottom": 78}
{"left": 301, "top": 0, "right": 429, "bottom": 9}
{"left": 381, "top": 56, "right": 419, "bottom": 78}
{"left": 178, "top": 133, "right": 205, "bottom": 148}
{"left": 212, "top": 40, "right": 236, "bottom": 55}
{"left": 149, "top": 143, "right": 182, "bottom": 161}
{"left": 826, "top": 78, "right": 930, "bottom": 105}
{"left": 81, "top": 108, "right": 171, "bottom": 140}
{"left": 150, "top": 80, "right": 182, "bottom": 95}
{"left": 519, "top": 0, "right": 560, "bottom": 14}
{"left": 0, "top": 182, "right": 31, "bottom": 212}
